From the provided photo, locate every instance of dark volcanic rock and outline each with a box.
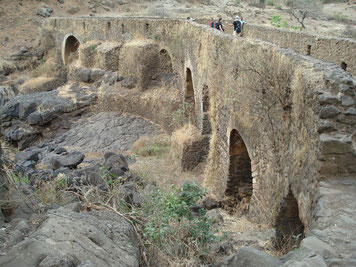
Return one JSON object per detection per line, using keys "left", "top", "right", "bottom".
{"left": 51, "top": 151, "right": 85, "bottom": 170}
{"left": 0, "top": 206, "right": 140, "bottom": 267}
{"left": 104, "top": 153, "right": 129, "bottom": 175}
{"left": 15, "top": 149, "right": 40, "bottom": 163}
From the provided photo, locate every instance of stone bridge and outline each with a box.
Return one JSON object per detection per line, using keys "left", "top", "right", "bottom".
{"left": 45, "top": 17, "right": 356, "bottom": 253}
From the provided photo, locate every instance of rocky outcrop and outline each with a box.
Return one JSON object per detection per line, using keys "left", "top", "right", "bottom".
{"left": 0, "top": 204, "right": 140, "bottom": 267}
{"left": 1, "top": 83, "right": 98, "bottom": 150}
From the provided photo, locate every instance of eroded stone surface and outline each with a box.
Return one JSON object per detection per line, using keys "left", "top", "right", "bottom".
{"left": 0, "top": 206, "right": 140, "bottom": 267}
{"left": 54, "top": 112, "right": 163, "bottom": 152}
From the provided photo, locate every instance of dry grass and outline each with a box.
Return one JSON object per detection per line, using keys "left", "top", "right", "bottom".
{"left": 218, "top": 209, "right": 269, "bottom": 234}
{"left": 31, "top": 50, "right": 65, "bottom": 78}
{"left": 132, "top": 134, "right": 170, "bottom": 157}
{"left": 130, "top": 155, "right": 205, "bottom": 189}
{"left": 19, "top": 77, "right": 56, "bottom": 94}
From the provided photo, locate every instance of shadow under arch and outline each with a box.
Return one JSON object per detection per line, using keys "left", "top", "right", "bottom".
{"left": 62, "top": 34, "right": 80, "bottom": 65}
{"left": 159, "top": 48, "right": 173, "bottom": 73}
{"left": 185, "top": 67, "right": 195, "bottom": 123}
{"left": 274, "top": 188, "right": 305, "bottom": 251}
{"left": 225, "top": 129, "right": 253, "bottom": 203}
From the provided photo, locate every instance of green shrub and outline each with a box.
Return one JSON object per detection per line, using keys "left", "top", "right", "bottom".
{"left": 89, "top": 44, "right": 97, "bottom": 54}
{"left": 140, "top": 182, "right": 219, "bottom": 260}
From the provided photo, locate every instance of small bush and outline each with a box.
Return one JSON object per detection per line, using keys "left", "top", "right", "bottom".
{"left": 89, "top": 44, "right": 97, "bottom": 54}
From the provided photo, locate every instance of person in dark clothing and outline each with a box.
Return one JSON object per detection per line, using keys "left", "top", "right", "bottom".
{"left": 232, "top": 15, "right": 245, "bottom": 36}
{"left": 215, "top": 18, "right": 224, "bottom": 32}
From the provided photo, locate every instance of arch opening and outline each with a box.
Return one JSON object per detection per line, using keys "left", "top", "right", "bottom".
{"left": 64, "top": 35, "right": 80, "bottom": 65}
{"left": 341, "top": 62, "right": 347, "bottom": 71}
{"left": 153, "top": 49, "right": 176, "bottom": 87}
{"left": 201, "top": 85, "right": 211, "bottom": 135}
{"left": 274, "top": 189, "right": 304, "bottom": 251}
{"left": 185, "top": 68, "right": 195, "bottom": 122}
{"left": 306, "top": 45, "right": 311, "bottom": 56}
{"left": 159, "top": 49, "right": 173, "bottom": 74}
{"left": 225, "top": 129, "right": 252, "bottom": 203}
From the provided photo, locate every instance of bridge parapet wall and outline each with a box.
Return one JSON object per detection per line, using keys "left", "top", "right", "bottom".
{"left": 243, "top": 24, "right": 356, "bottom": 76}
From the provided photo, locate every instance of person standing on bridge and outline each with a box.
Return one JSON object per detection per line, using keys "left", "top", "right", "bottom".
{"left": 232, "top": 15, "right": 244, "bottom": 37}
{"left": 209, "top": 18, "right": 215, "bottom": 28}
{"left": 215, "top": 18, "right": 224, "bottom": 32}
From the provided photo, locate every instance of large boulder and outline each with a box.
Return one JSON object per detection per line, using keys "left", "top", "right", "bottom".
{"left": 104, "top": 152, "right": 128, "bottom": 177}
{"left": 0, "top": 205, "right": 140, "bottom": 267}
{"left": 220, "top": 246, "right": 282, "bottom": 267}
{"left": 50, "top": 151, "right": 85, "bottom": 170}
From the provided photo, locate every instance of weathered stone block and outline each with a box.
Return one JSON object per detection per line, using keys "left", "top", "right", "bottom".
{"left": 320, "top": 134, "right": 352, "bottom": 154}
{"left": 78, "top": 41, "right": 102, "bottom": 68}
{"left": 170, "top": 125, "right": 209, "bottom": 171}
{"left": 118, "top": 40, "right": 159, "bottom": 91}
{"left": 95, "top": 42, "right": 122, "bottom": 71}
{"left": 337, "top": 114, "right": 356, "bottom": 126}
{"left": 319, "top": 106, "right": 340, "bottom": 119}
{"left": 318, "top": 120, "right": 337, "bottom": 133}
{"left": 341, "top": 95, "right": 355, "bottom": 107}
{"left": 318, "top": 94, "right": 340, "bottom": 105}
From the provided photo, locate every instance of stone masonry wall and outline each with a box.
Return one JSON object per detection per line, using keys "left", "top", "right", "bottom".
{"left": 243, "top": 24, "right": 356, "bottom": 76}
{"left": 44, "top": 17, "right": 356, "bottom": 229}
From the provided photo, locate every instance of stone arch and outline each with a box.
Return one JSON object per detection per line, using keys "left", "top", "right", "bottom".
{"left": 225, "top": 129, "right": 253, "bottom": 203}
{"left": 306, "top": 45, "right": 311, "bottom": 56}
{"left": 159, "top": 49, "right": 173, "bottom": 74}
{"left": 185, "top": 68, "right": 195, "bottom": 122}
{"left": 341, "top": 61, "right": 347, "bottom": 71}
{"left": 275, "top": 188, "right": 304, "bottom": 249}
{"left": 62, "top": 34, "right": 80, "bottom": 65}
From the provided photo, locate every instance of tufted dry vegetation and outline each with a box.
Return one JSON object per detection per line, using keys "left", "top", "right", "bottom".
{"left": 31, "top": 50, "right": 67, "bottom": 78}
{"left": 132, "top": 134, "right": 171, "bottom": 157}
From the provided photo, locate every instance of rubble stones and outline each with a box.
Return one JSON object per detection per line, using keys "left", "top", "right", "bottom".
{"left": 36, "top": 6, "right": 53, "bottom": 18}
